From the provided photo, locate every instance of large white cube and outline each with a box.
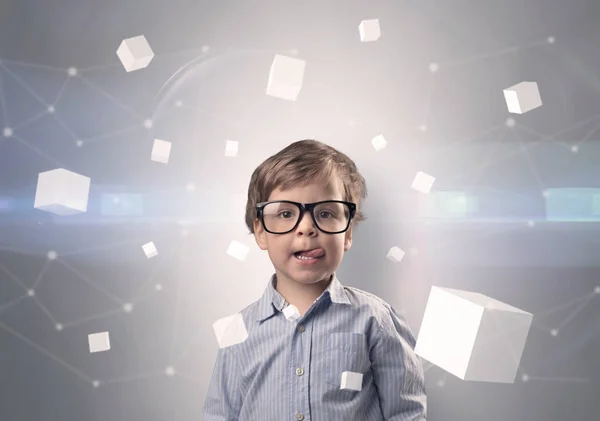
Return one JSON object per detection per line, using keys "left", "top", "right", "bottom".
{"left": 151, "top": 139, "right": 171, "bottom": 163}
{"left": 503, "top": 81, "right": 542, "bottom": 114}
{"left": 359, "top": 19, "right": 381, "bottom": 42}
{"left": 225, "top": 140, "right": 238, "bottom": 157}
{"left": 88, "top": 331, "right": 111, "bottom": 353}
{"left": 266, "top": 54, "right": 306, "bottom": 101}
{"left": 34, "top": 168, "right": 91, "bottom": 216}
{"left": 341, "top": 371, "right": 363, "bottom": 391}
{"left": 411, "top": 171, "right": 435, "bottom": 194}
{"left": 116, "top": 35, "right": 155, "bottom": 72}
{"left": 212, "top": 312, "right": 248, "bottom": 348}
{"left": 415, "top": 286, "right": 533, "bottom": 383}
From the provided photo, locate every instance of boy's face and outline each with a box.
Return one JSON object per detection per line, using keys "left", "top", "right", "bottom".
{"left": 253, "top": 176, "right": 353, "bottom": 288}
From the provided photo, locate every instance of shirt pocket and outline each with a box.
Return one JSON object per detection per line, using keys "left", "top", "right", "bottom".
{"left": 324, "top": 332, "right": 371, "bottom": 388}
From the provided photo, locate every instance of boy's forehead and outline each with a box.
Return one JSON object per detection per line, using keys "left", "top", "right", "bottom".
{"left": 269, "top": 177, "right": 344, "bottom": 200}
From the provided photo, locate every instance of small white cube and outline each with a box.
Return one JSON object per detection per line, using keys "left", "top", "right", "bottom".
{"left": 386, "top": 246, "right": 405, "bottom": 263}
{"left": 266, "top": 54, "right": 306, "bottom": 101}
{"left": 503, "top": 81, "right": 542, "bottom": 114}
{"left": 226, "top": 240, "right": 249, "bottom": 261}
{"left": 212, "top": 312, "right": 248, "bottom": 348}
{"left": 88, "top": 331, "right": 111, "bottom": 353}
{"left": 282, "top": 304, "right": 301, "bottom": 322}
{"left": 34, "top": 168, "right": 91, "bottom": 216}
{"left": 372, "top": 134, "right": 387, "bottom": 151}
{"left": 116, "top": 35, "right": 155, "bottom": 72}
{"left": 359, "top": 19, "right": 381, "bottom": 42}
{"left": 415, "top": 286, "right": 533, "bottom": 383}
{"left": 341, "top": 371, "right": 363, "bottom": 391}
{"left": 411, "top": 171, "right": 435, "bottom": 194}
{"left": 142, "top": 241, "right": 158, "bottom": 259}
{"left": 225, "top": 140, "right": 238, "bottom": 157}
{"left": 151, "top": 139, "right": 172, "bottom": 163}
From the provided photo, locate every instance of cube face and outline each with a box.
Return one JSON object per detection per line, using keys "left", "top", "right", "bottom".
{"left": 212, "top": 313, "right": 248, "bottom": 348}
{"left": 341, "top": 371, "right": 363, "bottom": 391}
{"left": 359, "top": 19, "right": 381, "bottom": 42}
{"left": 151, "top": 139, "right": 172, "bottom": 163}
{"left": 415, "top": 286, "right": 533, "bottom": 383}
{"left": 116, "top": 35, "right": 155, "bottom": 72}
{"left": 411, "top": 171, "right": 435, "bottom": 194}
{"left": 283, "top": 304, "right": 301, "bottom": 322}
{"left": 225, "top": 140, "right": 239, "bottom": 157}
{"left": 88, "top": 331, "right": 111, "bottom": 353}
{"left": 34, "top": 169, "right": 91, "bottom": 216}
{"left": 503, "top": 81, "right": 542, "bottom": 114}
{"left": 227, "top": 240, "right": 249, "bottom": 261}
{"left": 372, "top": 134, "right": 387, "bottom": 151}
{"left": 266, "top": 55, "right": 306, "bottom": 101}
{"left": 386, "top": 246, "right": 405, "bottom": 263}
{"left": 142, "top": 241, "right": 158, "bottom": 258}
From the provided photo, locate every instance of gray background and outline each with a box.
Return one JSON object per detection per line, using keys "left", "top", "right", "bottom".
{"left": 1, "top": 0, "right": 600, "bottom": 420}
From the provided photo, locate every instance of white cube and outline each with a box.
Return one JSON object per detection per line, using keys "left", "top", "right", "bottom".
{"left": 372, "top": 134, "right": 387, "bottom": 151}
{"left": 359, "top": 19, "right": 381, "bottom": 42}
{"left": 151, "top": 139, "right": 171, "bottom": 163}
{"left": 415, "top": 286, "right": 533, "bottom": 383}
{"left": 386, "top": 246, "right": 405, "bottom": 263}
{"left": 34, "top": 168, "right": 91, "bottom": 216}
{"left": 411, "top": 171, "right": 435, "bottom": 194}
{"left": 226, "top": 240, "right": 249, "bottom": 261}
{"left": 225, "top": 140, "right": 238, "bottom": 157}
{"left": 212, "top": 312, "right": 248, "bottom": 348}
{"left": 142, "top": 241, "right": 158, "bottom": 259}
{"left": 282, "top": 304, "right": 301, "bottom": 322}
{"left": 116, "top": 35, "right": 155, "bottom": 72}
{"left": 266, "top": 54, "right": 306, "bottom": 101}
{"left": 88, "top": 331, "right": 111, "bottom": 353}
{"left": 503, "top": 81, "right": 542, "bottom": 114}
{"left": 340, "top": 371, "right": 363, "bottom": 391}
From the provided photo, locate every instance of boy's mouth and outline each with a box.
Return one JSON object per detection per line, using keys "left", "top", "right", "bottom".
{"left": 293, "top": 248, "right": 325, "bottom": 261}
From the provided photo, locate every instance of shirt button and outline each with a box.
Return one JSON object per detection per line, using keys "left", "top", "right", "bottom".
{"left": 296, "top": 412, "right": 304, "bottom": 421}
{"left": 297, "top": 324, "right": 305, "bottom": 332}
{"left": 295, "top": 367, "right": 304, "bottom": 376}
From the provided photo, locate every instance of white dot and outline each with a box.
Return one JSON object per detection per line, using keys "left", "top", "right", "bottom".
{"left": 92, "top": 380, "right": 100, "bottom": 388}
{"left": 551, "top": 329, "right": 558, "bottom": 336}
{"left": 47, "top": 250, "right": 58, "bottom": 260}
{"left": 542, "top": 190, "right": 549, "bottom": 198}
{"left": 143, "top": 119, "right": 153, "bottom": 129}
{"left": 547, "top": 36, "right": 555, "bottom": 44}
{"left": 505, "top": 117, "right": 516, "bottom": 128}
{"left": 201, "top": 45, "right": 210, "bottom": 53}
{"left": 181, "top": 229, "right": 189, "bottom": 237}
{"left": 28, "top": 289, "right": 35, "bottom": 297}
{"left": 155, "top": 284, "right": 163, "bottom": 291}
{"left": 571, "top": 145, "right": 579, "bottom": 153}
{"left": 47, "top": 105, "right": 55, "bottom": 113}
{"left": 76, "top": 139, "right": 84, "bottom": 147}
{"left": 290, "top": 48, "right": 300, "bottom": 56}
{"left": 521, "top": 374, "right": 529, "bottom": 382}
{"left": 123, "top": 303, "right": 133, "bottom": 313}
{"left": 174, "top": 100, "right": 183, "bottom": 107}
{"left": 429, "top": 62, "right": 439, "bottom": 73}
{"left": 527, "top": 220, "right": 535, "bottom": 227}
{"left": 67, "top": 67, "right": 78, "bottom": 76}
{"left": 418, "top": 124, "right": 428, "bottom": 132}
{"left": 55, "top": 323, "right": 63, "bottom": 331}
{"left": 436, "top": 379, "right": 445, "bottom": 387}
{"left": 3, "top": 127, "right": 13, "bottom": 137}
{"left": 186, "top": 183, "right": 196, "bottom": 192}
{"left": 348, "top": 119, "right": 355, "bottom": 127}
{"left": 409, "top": 247, "right": 418, "bottom": 255}
{"left": 112, "top": 196, "right": 120, "bottom": 204}
{"left": 594, "top": 286, "right": 600, "bottom": 294}
{"left": 165, "top": 366, "right": 175, "bottom": 376}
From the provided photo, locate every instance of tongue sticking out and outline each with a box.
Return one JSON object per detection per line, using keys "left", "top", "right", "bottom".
{"left": 296, "top": 248, "right": 325, "bottom": 258}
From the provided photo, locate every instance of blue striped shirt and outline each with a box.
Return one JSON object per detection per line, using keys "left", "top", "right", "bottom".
{"left": 202, "top": 272, "right": 427, "bottom": 421}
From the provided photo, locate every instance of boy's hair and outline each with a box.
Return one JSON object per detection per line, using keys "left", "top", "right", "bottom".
{"left": 245, "top": 139, "right": 367, "bottom": 235}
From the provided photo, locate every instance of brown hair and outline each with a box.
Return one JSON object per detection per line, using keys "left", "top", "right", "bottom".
{"left": 245, "top": 139, "right": 367, "bottom": 234}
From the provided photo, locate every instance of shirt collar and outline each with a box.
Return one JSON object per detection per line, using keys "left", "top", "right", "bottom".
{"left": 255, "top": 272, "right": 351, "bottom": 323}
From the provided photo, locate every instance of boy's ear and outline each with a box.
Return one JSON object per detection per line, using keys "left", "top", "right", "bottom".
{"left": 344, "top": 226, "right": 353, "bottom": 252}
{"left": 253, "top": 218, "right": 268, "bottom": 250}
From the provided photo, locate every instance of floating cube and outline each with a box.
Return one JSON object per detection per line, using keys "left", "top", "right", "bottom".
{"left": 34, "top": 168, "right": 91, "bottom": 216}
{"left": 142, "top": 241, "right": 158, "bottom": 259}
{"left": 88, "top": 331, "right": 111, "bottom": 353}
{"left": 415, "top": 286, "right": 533, "bottom": 383}
{"left": 226, "top": 240, "right": 249, "bottom": 261}
{"left": 212, "top": 312, "right": 248, "bottom": 348}
{"left": 266, "top": 54, "right": 306, "bottom": 101}
{"left": 225, "top": 140, "right": 238, "bottom": 157}
{"left": 116, "top": 35, "right": 154, "bottom": 72}
{"left": 411, "top": 171, "right": 435, "bottom": 194}
{"left": 283, "top": 304, "right": 301, "bottom": 322}
{"left": 151, "top": 139, "right": 171, "bottom": 163}
{"left": 341, "top": 371, "right": 363, "bottom": 391}
{"left": 386, "top": 246, "right": 405, "bottom": 263}
{"left": 372, "top": 134, "right": 387, "bottom": 151}
{"left": 503, "top": 81, "right": 542, "bottom": 114}
{"left": 359, "top": 19, "right": 381, "bottom": 42}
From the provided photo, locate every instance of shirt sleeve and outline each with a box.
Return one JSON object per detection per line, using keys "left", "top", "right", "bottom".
{"left": 370, "top": 304, "right": 427, "bottom": 421}
{"left": 201, "top": 345, "right": 243, "bottom": 421}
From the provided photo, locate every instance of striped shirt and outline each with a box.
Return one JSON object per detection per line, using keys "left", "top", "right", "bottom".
{"left": 202, "top": 272, "right": 427, "bottom": 421}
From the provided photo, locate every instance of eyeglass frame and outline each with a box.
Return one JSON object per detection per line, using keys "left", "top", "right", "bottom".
{"left": 256, "top": 200, "right": 357, "bottom": 234}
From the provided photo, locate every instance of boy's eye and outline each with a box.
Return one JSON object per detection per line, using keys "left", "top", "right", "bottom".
{"left": 278, "top": 210, "right": 295, "bottom": 219}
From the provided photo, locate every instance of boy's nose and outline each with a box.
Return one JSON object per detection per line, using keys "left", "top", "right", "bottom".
{"left": 296, "top": 210, "right": 318, "bottom": 234}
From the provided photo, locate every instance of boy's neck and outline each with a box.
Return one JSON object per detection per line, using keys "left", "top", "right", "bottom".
{"left": 275, "top": 273, "right": 333, "bottom": 315}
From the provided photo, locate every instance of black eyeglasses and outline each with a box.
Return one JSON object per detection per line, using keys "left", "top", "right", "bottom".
{"left": 256, "top": 200, "right": 356, "bottom": 234}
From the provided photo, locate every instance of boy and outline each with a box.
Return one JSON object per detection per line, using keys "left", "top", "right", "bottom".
{"left": 202, "top": 139, "right": 427, "bottom": 420}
